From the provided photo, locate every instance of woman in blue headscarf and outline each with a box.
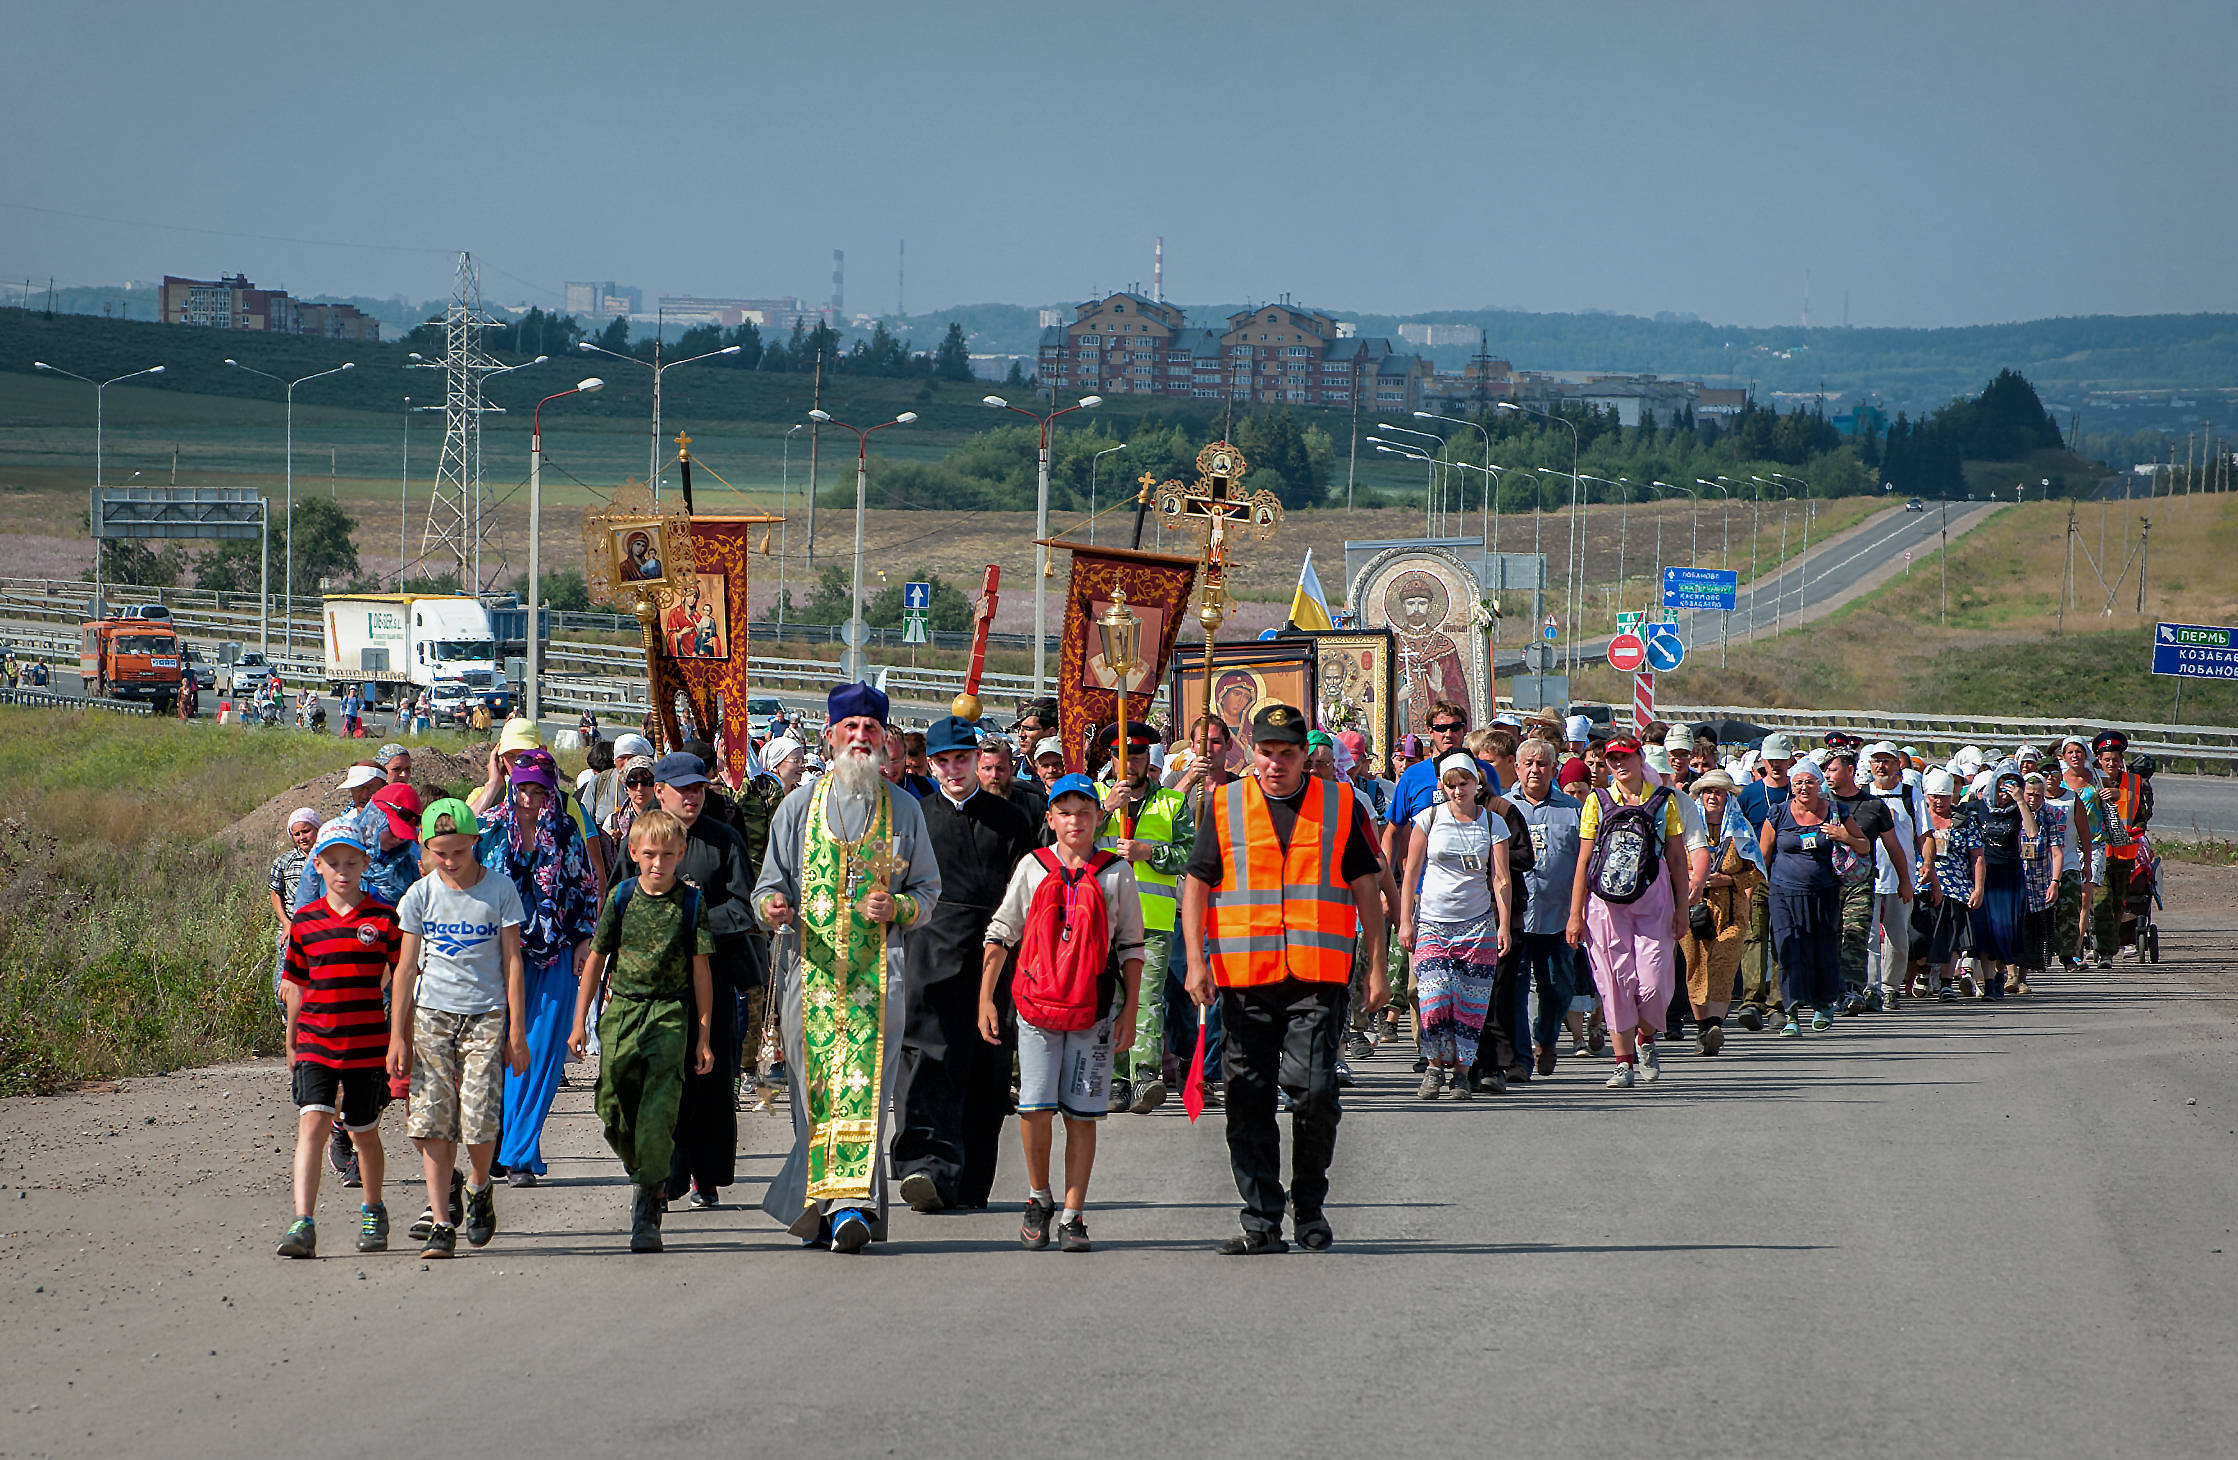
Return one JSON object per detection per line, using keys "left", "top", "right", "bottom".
{"left": 1681, "top": 770, "right": 1765, "bottom": 1055}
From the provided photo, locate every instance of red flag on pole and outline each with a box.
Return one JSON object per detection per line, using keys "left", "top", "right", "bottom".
{"left": 1182, "top": 1006, "right": 1209, "bottom": 1122}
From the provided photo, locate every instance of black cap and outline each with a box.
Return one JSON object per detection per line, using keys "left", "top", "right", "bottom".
{"left": 1090, "top": 721, "right": 1163, "bottom": 756}
{"left": 1251, "top": 702, "right": 1309, "bottom": 747}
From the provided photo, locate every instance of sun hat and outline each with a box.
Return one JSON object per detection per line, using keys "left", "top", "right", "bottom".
{"left": 1644, "top": 745, "right": 1674, "bottom": 776}
{"left": 498, "top": 717, "right": 543, "bottom": 754}
{"left": 1692, "top": 769, "right": 1737, "bottom": 794}
{"left": 418, "top": 797, "right": 481, "bottom": 841}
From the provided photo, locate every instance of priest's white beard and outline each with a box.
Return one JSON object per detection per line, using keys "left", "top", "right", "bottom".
{"left": 831, "top": 743, "right": 887, "bottom": 799}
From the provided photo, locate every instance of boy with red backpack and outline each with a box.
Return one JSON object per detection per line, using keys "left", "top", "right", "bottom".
{"left": 980, "top": 773, "right": 1146, "bottom": 1254}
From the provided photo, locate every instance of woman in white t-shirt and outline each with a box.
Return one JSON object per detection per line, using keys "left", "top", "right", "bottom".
{"left": 1396, "top": 751, "right": 1512, "bottom": 1101}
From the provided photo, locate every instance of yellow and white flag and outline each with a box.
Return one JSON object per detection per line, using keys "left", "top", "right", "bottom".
{"left": 1288, "top": 548, "right": 1334, "bottom": 631}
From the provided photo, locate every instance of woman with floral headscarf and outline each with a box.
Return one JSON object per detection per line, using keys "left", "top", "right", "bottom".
{"left": 478, "top": 749, "right": 603, "bottom": 1183}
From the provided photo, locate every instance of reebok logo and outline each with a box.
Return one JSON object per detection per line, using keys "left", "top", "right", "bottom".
{"left": 423, "top": 918, "right": 498, "bottom": 960}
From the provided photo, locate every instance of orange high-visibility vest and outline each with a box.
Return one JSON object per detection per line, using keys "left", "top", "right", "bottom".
{"left": 2106, "top": 772, "right": 2144, "bottom": 861}
{"left": 1206, "top": 774, "right": 1359, "bottom": 988}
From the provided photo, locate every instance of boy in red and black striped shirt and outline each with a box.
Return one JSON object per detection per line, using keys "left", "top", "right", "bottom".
{"left": 277, "top": 820, "right": 404, "bottom": 1259}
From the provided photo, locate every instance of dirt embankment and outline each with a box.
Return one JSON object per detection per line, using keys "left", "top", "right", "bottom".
{"left": 215, "top": 742, "right": 494, "bottom": 863}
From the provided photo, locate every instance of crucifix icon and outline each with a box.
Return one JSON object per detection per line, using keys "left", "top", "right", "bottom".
{"left": 851, "top": 836, "right": 911, "bottom": 922}
{"left": 1154, "top": 441, "right": 1283, "bottom": 570}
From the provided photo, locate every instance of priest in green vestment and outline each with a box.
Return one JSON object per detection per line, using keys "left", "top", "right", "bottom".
{"left": 755, "top": 682, "right": 942, "bottom": 1251}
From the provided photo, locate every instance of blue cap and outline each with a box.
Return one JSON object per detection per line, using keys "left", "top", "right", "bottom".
{"left": 1048, "top": 772, "right": 1099, "bottom": 806}
{"left": 653, "top": 751, "right": 708, "bottom": 787}
{"left": 311, "top": 818, "right": 369, "bottom": 859}
{"left": 828, "top": 681, "right": 890, "bottom": 725}
{"left": 924, "top": 714, "right": 981, "bottom": 757}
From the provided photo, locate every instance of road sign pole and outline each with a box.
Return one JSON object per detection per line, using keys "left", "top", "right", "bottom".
{"left": 1634, "top": 672, "right": 1654, "bottom": 731}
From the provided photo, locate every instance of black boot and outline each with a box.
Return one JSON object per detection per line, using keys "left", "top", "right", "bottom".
{"left": 630, "top": 1184, "right": 665, "bottom": 1254}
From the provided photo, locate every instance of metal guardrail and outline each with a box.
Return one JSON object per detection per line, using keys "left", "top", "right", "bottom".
{"left": 1660, "top": 703, "right": 2238, "bottom": 772}
{"left": 0, "top": 686, "right": 153, "bottom": 716}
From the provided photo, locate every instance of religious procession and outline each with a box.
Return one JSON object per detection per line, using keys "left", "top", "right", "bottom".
{"left": 268, "top": 439, "right": 2166, "bottom": 1263}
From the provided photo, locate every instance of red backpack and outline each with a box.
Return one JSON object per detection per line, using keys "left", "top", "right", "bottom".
{"left": 1013, "top": 848, "right": 1119, "bottom": 1032}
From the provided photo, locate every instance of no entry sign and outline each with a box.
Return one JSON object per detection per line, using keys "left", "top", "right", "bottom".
{"left": 1607, "top": 632, "right": 1647, "bottom": 673}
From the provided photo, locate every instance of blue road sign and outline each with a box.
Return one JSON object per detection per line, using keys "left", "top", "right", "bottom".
{"left": 1644, "top": 621, "right": 1686, "bottom": 672}
{"left": 903, "top": 581, "right": 931, "bottom": 611}
{"left": 1542, "top": 615, "right": 1559, "bottom": 642}
{"left": 1662, "top": 566, "right": 1738, "bottom": 611}
{"left": 2152, "top": 620, "right": 2238, "bottom": 679}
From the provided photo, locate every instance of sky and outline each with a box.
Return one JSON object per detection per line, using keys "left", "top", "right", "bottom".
{"left": 5, "top": 0, "right": 2235, "bottom": 330}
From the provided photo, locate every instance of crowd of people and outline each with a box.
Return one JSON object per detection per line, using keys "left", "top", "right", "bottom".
{"left": 266, "top": 685, "right": 2161, "bottom": 1261}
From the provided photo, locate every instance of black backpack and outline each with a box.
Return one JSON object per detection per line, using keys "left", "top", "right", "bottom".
{"left": 1586, "top": 787, "right": 1672, "bottom": 904}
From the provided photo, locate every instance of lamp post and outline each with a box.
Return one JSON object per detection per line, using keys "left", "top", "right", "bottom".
{"left": 778, "top": 422, "right": 803, "bottom": 631}
{"left": 810, "top": 408, "right": 918, "bottom": 683}
{"left": 525, "top": 377, "right": 604, "bottom": 722}
{"left": 1696, "top": 478, "right": 1733, "bottom": 665}
{"left": 1379, "top": 422, "right": 1448, "bottom": 533}
{"left": 984, "top": 392, "right": 1101, "bottom": 694}
{"left": 579, "top": 339, "right": 740, "bottom": 500}
{"left": 1768, "top": 471, "right": 1814, "bottom": 620}
{"left": 1417, "top": 409, "right": 1496, "bottom": 552}
{"left": 35, "top": 360, "right": 165, "bottom": 621}
{"left": 1750, "top": 476, "right": 1793, "bottom": 637}
{"left": 1579, "top": 475, "right": 1630, "bottom": 625}
{"left": 1089, "top": 442, "right": 1129, "bottom": 544}
{"left": 1497, "top": 401, "right": 1581, "bottom": 671}
{"left": 225, "top": 358, "right": 353, "bottom": 660}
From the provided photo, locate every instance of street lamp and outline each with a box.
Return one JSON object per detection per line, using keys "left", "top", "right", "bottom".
{"left": 778, "top": 423, "right": 804, "bottom": 631}
{"left": 1498, "top": 401, "right": 1582, "bottom": 671}
{"left": 580, "top": 338, "right": 741, "bottom": 500}
{"left": 984, "top": 392, "right": 1101, "bottom": 693}
{"left": 1767, "top": 471, "right": 1814, "bottom": 620}
{"left": 1750, "top": 476, "right": 1794, "bottom": 637}
{"left": 226, "top": 358, "right": 354, "bottom": 660}
{"left": 1417, "top": 409, "right": 1496, "bottom": 552}
{"left": 1370, "top": 438, "right": 1439, "bottom": 524}
{"left": 1379, "top": 422, "right": 1449, "bottom": 534}
{"left": 526, "top": 378, "right": 604, "bottom": 721}
{"left": 35, "top": 360, "right": 165, "bottom": 621}
{"left": 1089, "top": 442, "right": 1129, "bottom": 545}
{"left": 1696, "top": 478, "right": 1733, "bottom": 665}
{"left": 810, "top": 408, "right": 918, "bottom": 682}
{"left": 1579, "top": 475, "right": 1631, "bottom": 624}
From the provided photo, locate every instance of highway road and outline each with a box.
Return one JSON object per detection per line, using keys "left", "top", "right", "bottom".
{"left": 4, "top": 874, "right": 2237, "bottom": 1457}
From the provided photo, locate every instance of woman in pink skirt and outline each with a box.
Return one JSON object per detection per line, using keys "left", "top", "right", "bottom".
{"left": 1566, "top": 736, "right": 1690, "bottom": 1090}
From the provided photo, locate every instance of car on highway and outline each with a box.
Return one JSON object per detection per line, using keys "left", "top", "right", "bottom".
{"left": 746, "top": 695, "right": 791, "bottom": 738}
{"left": 116, "top": 604, "right": 173, "bottom": 621}
{"left": 227, "top": 650, "right": 272, "bottom": 696}
{"left": 1904, "top": 497, "right": 1926, "bottom": 513}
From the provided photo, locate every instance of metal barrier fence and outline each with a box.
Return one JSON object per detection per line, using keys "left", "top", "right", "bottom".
{"left": 0, "top": 686, "right": 153, "bottom": 716}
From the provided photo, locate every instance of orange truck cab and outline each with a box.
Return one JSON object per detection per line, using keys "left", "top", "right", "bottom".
{"left": 80, "top": 618, "right": 184, "bottom": 712}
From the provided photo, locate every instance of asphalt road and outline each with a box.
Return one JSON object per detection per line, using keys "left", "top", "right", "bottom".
{"left": 2154, "top": 774, "right": 2238, "bottom": 841}
{"left": 6, "top": 873, "right": 2238, "bottom": 1458}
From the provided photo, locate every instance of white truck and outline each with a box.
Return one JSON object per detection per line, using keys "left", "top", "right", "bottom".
{"left": 322, "top": 594, "right": 506, "bottom": 712}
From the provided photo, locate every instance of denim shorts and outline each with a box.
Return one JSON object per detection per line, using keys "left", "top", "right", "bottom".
{"left": 1016, "top": 1014, "right": 1113, "bottom": 1120}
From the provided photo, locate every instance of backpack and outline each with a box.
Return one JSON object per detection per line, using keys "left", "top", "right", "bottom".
{"left": 1586, "top": 787, "right": 1672, "bottom": 904}
{"left": 1013, "top": 849, "right": 1119, "bottom": 1033}
{"left": 607, "top": 877, "right": 703, "bottom": 993}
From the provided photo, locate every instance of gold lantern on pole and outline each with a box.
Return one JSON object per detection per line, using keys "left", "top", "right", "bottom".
{"left": 1096, "top": 587, "right": 1143, "bottom": 795}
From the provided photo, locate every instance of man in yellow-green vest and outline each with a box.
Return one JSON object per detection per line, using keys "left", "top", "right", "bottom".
{"left": 1094, "top": 720, "right": 1189, "bottom": 1115}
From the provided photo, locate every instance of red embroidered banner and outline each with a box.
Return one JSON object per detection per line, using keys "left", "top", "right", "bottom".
{"left": 1051, "top": 543, "right": 1199, "bottom": 771}
{"left": 655, "top": 512, "right": 779, "bottom": 787}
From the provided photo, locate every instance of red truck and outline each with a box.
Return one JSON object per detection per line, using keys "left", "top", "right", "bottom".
{"left": 80, "top": 618, "right": 184, "bottom": 713}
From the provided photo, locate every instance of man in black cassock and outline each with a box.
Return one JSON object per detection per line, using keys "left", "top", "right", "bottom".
{"left": 625, "top": 752, "right": 759, "bottom": 1210}
{"left": 892, "top": 714, "right": 1039, "bottom": 1212}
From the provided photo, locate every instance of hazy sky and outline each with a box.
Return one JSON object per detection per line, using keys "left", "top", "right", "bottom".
{"left": 6, "top": 0, "right": 2234, "bottom": 328}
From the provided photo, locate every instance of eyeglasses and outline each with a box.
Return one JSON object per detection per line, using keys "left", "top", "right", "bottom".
{"left": 1429, "top": 722, "right": 1466, "bottom": 734}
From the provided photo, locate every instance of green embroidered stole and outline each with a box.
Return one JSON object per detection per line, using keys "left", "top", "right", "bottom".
{"left": 796, "top": 776, "right": 895, "bottom": 1202}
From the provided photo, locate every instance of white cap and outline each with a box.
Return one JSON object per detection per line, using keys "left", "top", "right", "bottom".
{"left": 1923, "top": 768, "right": 1955, "bottom": 796}
{"left": 1564, "top": 715, "right": 1592, "bottom": 744}
{"left": 612, "top": 732, "right": 655, "bottom": 761}
{"left": 1760, "top": 732, "right": 1796, "bottom": 761}
{"left": 340, "top": 765, "right": 385, "bottom": 790}
{"left": 762, "top": 735, "right": 804, "bottom": 766}
{"left": 1865, "top": 740, "right": 1902, "bottom": 763}
{"left": 1664, "top": 725, "right": 1693, "bottom": 752}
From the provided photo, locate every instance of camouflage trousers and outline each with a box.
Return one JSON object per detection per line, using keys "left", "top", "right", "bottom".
{"left": 1115, "top": 933, "right": 1170, "bottom": 1084}
{"left": 2052, "top": 869, "right": 2086, "bottom": 964}
{"left": 1737, "top": 881, "right": 1784, "bottom": 1014}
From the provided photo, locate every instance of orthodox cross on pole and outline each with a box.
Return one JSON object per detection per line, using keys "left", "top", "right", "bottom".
{"left": 1154, "top": 441, "right": 1285, "bottom": 731}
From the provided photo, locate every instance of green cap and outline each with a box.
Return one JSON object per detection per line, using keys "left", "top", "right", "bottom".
{"left": 1306, "top": 730, "right": 1335, "bottom": 752}
{"left": 419, "top": 797, "right": 481, "bottom": 841}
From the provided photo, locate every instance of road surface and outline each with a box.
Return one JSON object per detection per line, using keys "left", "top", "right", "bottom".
{"left": 5, "top": 867, "right": 2237, "bottom": 1458}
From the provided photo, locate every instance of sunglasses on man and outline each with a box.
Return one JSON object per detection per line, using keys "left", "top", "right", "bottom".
{"left": 1429, "top": 721, "right": 1466, "bottom": 734}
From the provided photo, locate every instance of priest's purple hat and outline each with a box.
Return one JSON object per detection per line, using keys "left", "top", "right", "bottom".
{"left": 828, "top": 681, "right": 890, "bottom": 725}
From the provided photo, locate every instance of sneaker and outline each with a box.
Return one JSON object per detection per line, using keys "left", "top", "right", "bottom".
{"left": 687, "top": 1185, "right": 718, "bottom": 1210}
{"left": 463, "top": 1183, "right": 496, "bottom": 1248}
{"left": 327, "top": 1123, "right": 352, "bottom": 1175}
{"left": 1811, "top": 1009, "right": 1834, "bottom": 1031}
{"left": 1021, "top": 1196, "right": 1057, "bottom": 1250}
{"left": 1345, "top": 1031, "right": 1375, "bottom": 1060}
{"left": 1736, "top": 1007, "right": 1764, "bottom": 1032}
{"left": 1130, "top": 1077, "right": 1167, "bottom": 1114}
{"left": 506, "top": 1169, "right": 538, "bottom": 1189}
{"left": 1588, "top": 1028, "right": 1607, "bottom": 1057}
{"left": 1779, "top": 1018, "right": 1802, "bottom": 1038}
{"left": 829, "top": 1208, "right": 872, "bottom": 1254}
{"left": 1216, "top": 1229, "right": 1289, "bottom": 1256}
{"left": 1937, "top": 985, "right": 1958, "bottom": 1003}
{"left": 1295, "top": 1216, "right": 1335, "bottom": 1251}
{"left": 1334, "top": 1060, "right": 1355, "bottom": 1089}
{"left": 1840, "top": 993, "right": 1867, "bottom": 1016}
{"left": 1058, "top": 1216, "right": 1092, "bottom": 1253}
{"left": 1604, "top": 1062, "right": 1635, "bottom": 1089}
{"left": 1109, "top": 1077, "right": 1133, "bottom": 1114}
{"left": 1412, "top": 1054, "right": 1430, "bottom": 1074}
{"left": 1535, "top": 1046, "right": 1557, "bottom": 1077}
{"left": 1448, "top": 1069, "right": 1474, "bottom": 1101}
{"left": 1863, "top": 987, "right": 1886, "bottom": 1013}
{"left": 1418, "top": 1069, "right": 1445, "bottom": 1100}
{"left": 898, "top": 1171, "right": 944, "bottom": 1214}
{"left": 1700, "top": 1024, "right": 1725, "bottom": 1057}
{"left": 1637, "top": 1042, "right": 1661, "bottom": 1083}
{"left": 1569, "top": 1040, "right": 1591, "bottom": 1060}
{"left": 419, "top": 1222, "right": 457, "bottom": 1260}
{"left": 409, "top": 1207, "right": 437, "bottom": 1244}
{"left": 275, "top": 1216, "right": 316, "bottom": 1259}
{"left": 1881, "top": 989, "right": 1902, "bottom": 1012}
{"left": 355, "top": 1202, "right": 389, "bottom": 1253}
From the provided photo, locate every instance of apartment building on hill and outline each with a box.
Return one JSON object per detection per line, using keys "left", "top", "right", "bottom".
{"left": 158, "top": 275, "right": 380, "bottom": 340}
